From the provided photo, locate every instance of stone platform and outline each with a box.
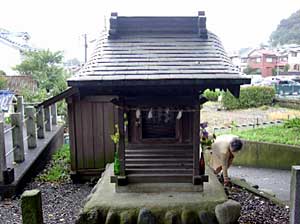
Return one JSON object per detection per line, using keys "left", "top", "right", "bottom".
{"left": 77, "top": 164, "right": 228, "bottom": 224}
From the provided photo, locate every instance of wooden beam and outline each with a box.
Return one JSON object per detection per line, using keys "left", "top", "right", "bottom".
{"left": 118, "top": 98, "right": 126, "bottom": 177}
{"left": 193, "top": 104, "right": 200, "bottom": 180}
{"left": 38, "top": 87, "right": 79, "bottom": 108}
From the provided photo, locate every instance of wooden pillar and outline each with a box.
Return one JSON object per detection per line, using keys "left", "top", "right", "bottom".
{"left": 193, "top": 104, "right": 200, "bottom": 179}
{"left": 51, "top": 103, "right": 57, "bottom": 125}
{"left": 44, "top": 107, "right": 52, "bottom": 132}
{"left": 25, "top": 106, "right": 37, "bottom": 149}
{"left": 16, "top": 96, "right": 24, "bottom": 122}
{"left": 11, "top": 113, "right": 25, "bottom": 163}
{"left": 21, "top": 189, "right": 43, "bottom": 224}
{"left": 118, "top": 102, "right": 125, "bottom": 177}
{"left": 37, "top": 107, "right": 45, "bottom": 139}
{"left": 0, "top": 121, "right": 7, "bottom": 183}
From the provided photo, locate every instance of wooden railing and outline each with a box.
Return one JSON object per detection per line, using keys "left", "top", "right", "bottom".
{"left": 0, "top": 96, "right": 58, "bottom": 184}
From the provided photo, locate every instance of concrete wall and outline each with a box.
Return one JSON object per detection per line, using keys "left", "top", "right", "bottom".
{"left": 233, "top": 140, "right": 300, "bottom": 170}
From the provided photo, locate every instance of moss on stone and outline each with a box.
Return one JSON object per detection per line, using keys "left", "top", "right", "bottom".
{"left": 21, "top": 189, "right": 43, "bottom": 224}
{"left": 181, "top": 209, "right": 200, "bottom": 224}
{"left": 105, "top": 210, "right": 120, "bottom": 224}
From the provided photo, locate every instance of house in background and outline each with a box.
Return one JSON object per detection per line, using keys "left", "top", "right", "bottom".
{"left": 247, "top": 49, "right": 278, "bottom": 77}
{"left": 0, "top": 28, "right": 36, "bottom": 75}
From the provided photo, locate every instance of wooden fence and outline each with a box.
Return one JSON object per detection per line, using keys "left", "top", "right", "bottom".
{"left": 0, "top": 96, "right": 57, "bottom": 184}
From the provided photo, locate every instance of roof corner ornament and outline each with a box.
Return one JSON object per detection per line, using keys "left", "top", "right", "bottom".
{"left": 108, "top": 12, "right": 118, "bottom": 39}
{"left": 198, "top": 11, "right": 208, "bottom": 39}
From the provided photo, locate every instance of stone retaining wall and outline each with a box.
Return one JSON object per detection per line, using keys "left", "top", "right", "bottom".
{"left": 233, "top": 140, "right": 300, "bottom": 170}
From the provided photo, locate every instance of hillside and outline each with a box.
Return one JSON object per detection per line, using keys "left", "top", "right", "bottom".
{"left": 270, "top": 10, "right": 300, "bottom": 46}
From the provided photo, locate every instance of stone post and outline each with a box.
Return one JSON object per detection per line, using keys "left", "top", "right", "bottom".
{"left": 11, "top": 113, "right": 25, "bottom": 163}
{"left": 0, "top": 121, "right": 7, "bottom": 183}
{"left": 21, "top": 189, "right": 43, "bottom": 224}
{"left": 16, "top": 96, "right": 24, "bottom": 122}
{"left": 290, "top": 166, "right": 300, "bottom": 224}
{"left": 51, "top": 103, "right": 57, "bottom": 125}
{"left": 44, "top": 107, "right": 52, "bottom": 132}
{"left": 25, "top": 106, "right": 37, "bottom": 149}
{"left": 37, "top": 107, "right": 45, "bottom": 139}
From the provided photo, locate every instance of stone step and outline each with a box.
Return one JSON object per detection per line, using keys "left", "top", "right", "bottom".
{"left": 127, "top": 173, "right": 192, "bottom": 183}
{"left": 126, "top": 158, "right": 193, "bottom": 164}
{"left": 126, "top": 163, "right": 193, "bottom": 169}
{"left": 126, "top": 168, "right": 193, "bottom": 174}
{"left": 125, "top": 153, "right": 192, "bottom": 159}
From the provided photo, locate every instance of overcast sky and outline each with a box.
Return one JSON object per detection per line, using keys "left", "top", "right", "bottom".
{"left": 1, "top": 0, "right": 299, "bottom": 62}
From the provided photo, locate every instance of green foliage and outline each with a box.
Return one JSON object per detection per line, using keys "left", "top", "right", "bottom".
{"left": 203, "top": 89, "right": 221, "bottom": 101}
{"left": 14, "top": 49, "right": 70, "bottom": 117}
{"left": 0, "top": 70, "right": 6, "bottom": 76}
{"left": 284, "top": 64, "right": 290, "bottom": 72}
{"left": 230, "top": 125, "right": 300, "bottom": 146}
{"left": 270, "top": 10, "right": 300, "bottom": 46}
{"left": 284, "top": 117, "right": 300, "bottom": 129}
{"left": 14, "top": 49, "right": 70, "bottom": 95}
{"left": 111, "top": 125, "right": 120, "bottom": 175}
{"left": 243, "top": 66, "right": 260, "bottom": 75}
{"left": 4, "top": 117, "right": 11, "bottom": 125}
{"left": 37, "top": 144, "right": 71, "bottom": 182}
{"left": 21, "top": 88, "right": 48, "bottom": 103}
{"left": 222, "top": 86, "right": 275, "bottom": 110}
{"left": 0, "top": 75, "right": 8, "bottom": 90}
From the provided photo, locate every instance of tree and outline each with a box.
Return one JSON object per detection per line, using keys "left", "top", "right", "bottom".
{"left": 14, "top": 49, "right": 70, "bottom": 96}
{"left": 270, "top": 10, "right": 300, "bottom": 46}
{"left": 14, "top": 50, "right": 70, "bottom": 117}
{"left": 243, "top": 66, "right": 259, "bottom": 75}
{"left": 0, "top": 75, "right": 7, "bottom": 90}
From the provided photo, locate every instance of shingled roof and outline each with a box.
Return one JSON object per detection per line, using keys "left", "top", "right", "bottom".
{"left": 68, "top": 12, "right": 250, "bottom": 93}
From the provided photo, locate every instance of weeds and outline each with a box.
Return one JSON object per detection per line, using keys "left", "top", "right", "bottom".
{"left": 37, "top": 144, "right": 71, "bottom": 182}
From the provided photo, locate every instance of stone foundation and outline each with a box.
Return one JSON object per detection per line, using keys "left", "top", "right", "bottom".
{"left": 76, "top": 164, "right": 239, "bottom": 224}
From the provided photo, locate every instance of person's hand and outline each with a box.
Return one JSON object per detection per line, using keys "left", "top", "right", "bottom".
{"left": 224, "top": 177, "right": 232, "bottom": 187}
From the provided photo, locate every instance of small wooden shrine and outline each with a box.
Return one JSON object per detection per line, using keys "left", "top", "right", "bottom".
{"left": 46, "top": 12, "right": 250, "bottom": 184}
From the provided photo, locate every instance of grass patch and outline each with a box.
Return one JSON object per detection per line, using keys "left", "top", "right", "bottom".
{"left": 229, "top": 124, "right": 300, "bottom": 146}
{"left": 37, "top": 144, "right": 71, "bottom": 182}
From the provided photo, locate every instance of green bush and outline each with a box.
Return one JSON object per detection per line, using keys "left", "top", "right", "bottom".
{"left": 203, "top": 89, "right": 221, "bottom": 101}
{"left": 284, "top": 117, "right": 300, "bottom": 129}
{"left": 222, "top": 86, "right": 275, "bottom": 110}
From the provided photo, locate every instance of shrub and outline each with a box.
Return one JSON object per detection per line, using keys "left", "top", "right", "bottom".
{"left": 284, "top": 117, "right": 300, "bottom": 129}
{"left": 203, "top": 89, "right": 221, "bottom": 101}
{"left": 222, "top": 86, "right": 275, "bottom": 110}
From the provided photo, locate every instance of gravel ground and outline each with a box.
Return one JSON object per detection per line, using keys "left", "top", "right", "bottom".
{"left": 228, "top": 186, "right": 290, "bottom": 224}
{"left": 0, "top": 181, "right": 93, "bottom": 224}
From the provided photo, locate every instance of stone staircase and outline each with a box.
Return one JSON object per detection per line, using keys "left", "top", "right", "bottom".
{"left": 125, "top": 144, "right": 193, "bottom": 183}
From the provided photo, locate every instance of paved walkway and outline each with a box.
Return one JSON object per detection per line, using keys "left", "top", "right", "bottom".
{"left": 229, "top": 166, "right": 291, "bottom": 203}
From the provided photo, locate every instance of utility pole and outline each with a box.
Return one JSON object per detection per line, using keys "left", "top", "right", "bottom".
{"left": 84, "top": 34, "right": 87, "bottom": 63}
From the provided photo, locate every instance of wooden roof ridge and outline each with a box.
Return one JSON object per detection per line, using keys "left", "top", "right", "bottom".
{"left": 108, "top": 11, "right": 208, "bottom": 39}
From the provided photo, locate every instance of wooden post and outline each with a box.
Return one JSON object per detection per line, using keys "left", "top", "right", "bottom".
{"left": 0, "top": 121, "right": 7, "bottom": 183}
{"left": 37, "top": 107, "right": 45, "bottom": 139}
{"left": 44, "top": 107, "right": 52, "bottom": 132}
{"left": 51, "top": 103, "right": 57, "bottom": 125}
{"left": 21, "top": 189, "right": 43, "bottom": 224}
{"left": 290, "top": 166, "right": 300, "bottom": 224}
{"left": 193, "top": 105, "right": 200, "bottom": 178}
{"left": 16, "top": 96, "right": 24, "bottom": 122}
{"left": 118, "top": 103, "right": 125, "bottom": 177}
{"left": 11, "top": 113, "right": 25, "bottom": 163}
{"left": 25, "top": 106, "right": 37, "bottom": 149}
